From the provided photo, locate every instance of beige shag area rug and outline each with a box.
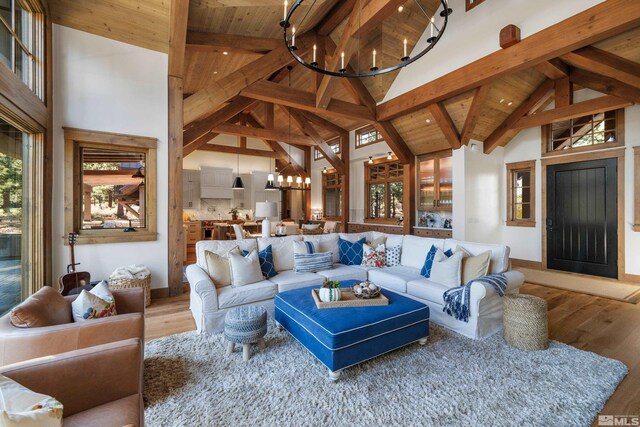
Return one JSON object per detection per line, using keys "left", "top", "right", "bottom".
{"left": 144, "top": 325, "right": 626, "bottom": 427}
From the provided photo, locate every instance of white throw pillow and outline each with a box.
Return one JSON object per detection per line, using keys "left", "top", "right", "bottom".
{"left": 204, "top": 246, "right": 241, "bottom": 288}
{"left": 0, "top": 375, "right": 63, "bottom": 427}
{"left": 302, "top": 223, "right": 320, "bottom": 230}
{"left": 429, "top": 249, "right": 463, "bottom": 288}
{"left": 229, "top": 249, "right": 264, "bottom": 287}
{"left": 71, "top": 283, "right": 117, "bottom": 322}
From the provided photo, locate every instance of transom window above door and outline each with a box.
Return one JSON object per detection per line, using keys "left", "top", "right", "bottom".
{"left": 543, "top": 109, "right": 624, "bottom": 156}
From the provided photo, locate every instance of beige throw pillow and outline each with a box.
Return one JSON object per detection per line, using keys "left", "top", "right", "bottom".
{"left": 229, "top": 249, "right": 264, "bottom": 287}
{"left": 204, "top": 246, "right": 241, "bottom": 288}
{"left": 456, "top": 246, "right": 491, "bottom": 284}
{"left": 367, "top": 236, "right": 387, "bottom": 248}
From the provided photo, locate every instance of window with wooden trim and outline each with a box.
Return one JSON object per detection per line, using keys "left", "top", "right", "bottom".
{"left": 506, "top": 160, "right": 535, "bottom": 227}
{"left": 322, "top": 169, "right": 342, "bottom": 219}
{"left": 314, "top": 137, "right": 341, "bottom": 160}
{"left": 64, "top": 128, "right": 158, "bottom": 244}
{"left": 365, "top": 159, "right": 404, "bottom": 222}
{"left": 542, "top": 109, "right": 624, "bottom": 156}
{"left": 356, "top": 125, "right": 383, "bottom": 148}
{"left": 0, "top": 0, "right": 45, "bottom": 98}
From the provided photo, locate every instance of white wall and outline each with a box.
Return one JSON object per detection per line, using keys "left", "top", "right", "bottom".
{"left": 52, "top": 25, "right": 170, "bottom": 289}
{"left": 384, "top": 0, "right": 603, "bottom": 102}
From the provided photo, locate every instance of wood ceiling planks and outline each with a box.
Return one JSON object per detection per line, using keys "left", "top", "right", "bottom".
{"left": 49, "top": 0, "right": 170, "bottom": 52}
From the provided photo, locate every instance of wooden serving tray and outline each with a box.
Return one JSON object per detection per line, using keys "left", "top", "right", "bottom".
{"left": 311, "top": 289, "right": 389, "bottom": 309}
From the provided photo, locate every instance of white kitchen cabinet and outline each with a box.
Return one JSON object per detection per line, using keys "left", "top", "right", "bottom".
{"left": 183, "top": 169, "right": 200, "bottom": 209}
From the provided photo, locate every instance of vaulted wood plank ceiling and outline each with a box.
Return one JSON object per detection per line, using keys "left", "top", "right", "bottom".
{"left": 50, "top": 0, "right": 640, "bottom": 158}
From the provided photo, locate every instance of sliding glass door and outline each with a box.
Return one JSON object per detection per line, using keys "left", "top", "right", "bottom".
{"left": 0, "top": 118, "right": 27, "bottom": 316}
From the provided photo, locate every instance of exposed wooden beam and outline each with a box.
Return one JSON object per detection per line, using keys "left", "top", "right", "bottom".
{"left": 554, "top": 77, "right": 573, "bottom": 108}
{"left": 184, "top": 33, "right": 313, "bottom": 125}
{"left": 377, "top": 0, "right": 640, "bottom": 121}
{"left": 284, "top": 106, "right": 345, "bottom": 174}
{"left": 186, "top": 32, "right": 280, "bottom": 54}
{"left": 460, "top": 85, "right": 491, "bottom": 146}
{"left": 428, "top": 102, "right": 462, "bottom": 149}
{"left": 562, "top": 46, "right": 640, "bottom": 89}
{"left": 312, "top": 35, "right": 326, "bottom": 92}
{"left": 183, "top": 97, "right": 258, "bottom": 153}
{"left": 184, "top": 132, "right": 220, "bottom": 157}
{"left": 317, "top": 0, "right": 356, "bottom": 36}
{"left": 211, "top": 122, "right": 316, "bottom": 146}
{"left": 513, "top": 96, "right": 632, "bottom": 130}
{"left": 373, "top": 121, "right": 413, "bottom": 165}
{"left": 299, "top": 110, "right": 348, "bottom": 135}
{"left": 534, "top": 59, "right": 569, "bottom": 80}
{"left": 264, "top": 102, "right": 275, "bottom": 129}
{"left": 315, "top": 0, "right": 405, "bottom": 109}
{"left": 484, "top": 79, "right": 555, "bottom": 154}
{"left": 240, "top": 80, "right": 376, "bottom": 123}
{"left": 245, "top": 113, "right": 309, "bottom": 179}
{"left": 569, "top": 68, "right": 640, "bottom": 104}
{"left": 197, "top": 144, "right": 277, "bottom": 157}
{"left": 167, "top": 0, "right": 189, "bottom": 297}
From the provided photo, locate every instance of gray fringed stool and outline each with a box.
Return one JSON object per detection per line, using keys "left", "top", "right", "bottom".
{"left": 224, "top": 305, "right": 268, "bottom": 361}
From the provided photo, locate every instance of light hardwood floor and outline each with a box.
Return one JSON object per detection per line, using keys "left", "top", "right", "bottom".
{"left": 145, "top": 283, "right": 640, "bottom": 419}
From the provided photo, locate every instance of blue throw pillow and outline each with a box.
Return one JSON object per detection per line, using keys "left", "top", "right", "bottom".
{"left": 420, "top": 246, "right": 454, "bottom": 278}
{"left": 242, "top": 246, "right": 277, "bottom": 279}
{"left": 339, "top": 237, "right": 365, "bottom": 265}
{"left": 258, "top": 245, "right": 277, "bottom": 279}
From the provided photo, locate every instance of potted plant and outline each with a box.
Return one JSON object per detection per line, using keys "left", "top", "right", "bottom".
{"left": 229, "top": 207, "right": 239, "bottom": 221}
{"left": 319, "top": 279, "right": 341, "bottom": 302}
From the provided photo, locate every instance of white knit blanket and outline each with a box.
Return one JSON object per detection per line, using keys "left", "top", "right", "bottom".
{"left": 109, "top": 264, "right": 150, "bottom": 280}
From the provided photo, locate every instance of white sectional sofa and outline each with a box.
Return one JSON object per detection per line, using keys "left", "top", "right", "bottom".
{"left": 186, "top": 232, "right": 525, "bottom": 339}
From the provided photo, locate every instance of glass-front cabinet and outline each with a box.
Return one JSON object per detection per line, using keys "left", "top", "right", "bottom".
{"left": 417, "top": 150, "right": 453, "bottom": 220}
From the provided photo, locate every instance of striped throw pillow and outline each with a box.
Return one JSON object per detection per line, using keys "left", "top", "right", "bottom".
{"left": 294, "top": 252, "right": 333, "bottom": 273}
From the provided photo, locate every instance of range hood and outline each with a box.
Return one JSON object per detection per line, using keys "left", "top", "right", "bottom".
{"left": 200, "top": 166, "right": 233, "bottom": 199}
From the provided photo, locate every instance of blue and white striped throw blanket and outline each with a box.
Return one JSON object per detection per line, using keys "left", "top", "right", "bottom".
{"left": 442, "top": 273, "right": 508, "bottom": 322}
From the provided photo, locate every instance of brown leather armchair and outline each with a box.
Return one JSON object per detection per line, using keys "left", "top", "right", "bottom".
{"left": 0, "top": 287, "right": 145, "bottom": 366}
{"left": 0, "top": 338, "right": 143, "bottom": 427}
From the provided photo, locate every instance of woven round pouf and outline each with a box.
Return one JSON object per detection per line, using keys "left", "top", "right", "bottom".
{"left": 503, "top": 294, "right": 549, "bottom": 350}
{"left": 224, "top": 306, "right": 268, "bottom": 361}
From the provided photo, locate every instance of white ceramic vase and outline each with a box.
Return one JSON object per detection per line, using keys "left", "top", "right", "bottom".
{"left": 318, "top": 288, "right": 342, "bottom": 302}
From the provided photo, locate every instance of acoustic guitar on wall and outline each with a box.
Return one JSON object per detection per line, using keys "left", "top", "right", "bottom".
{"left": 59, "top": 233, "right": 91, "bottom": 296}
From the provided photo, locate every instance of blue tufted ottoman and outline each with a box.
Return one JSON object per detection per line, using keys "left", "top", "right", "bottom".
{"left": 224, "top": 305, "right": 268, "bottom": 361}
{"left": 275, "top": 281, "right": 430, "bottom": 380}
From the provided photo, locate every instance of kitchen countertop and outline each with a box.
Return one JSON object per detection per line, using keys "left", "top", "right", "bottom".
{"left": 413, "top": 226, "right": 453, "bottom": 231}
{"left": 348, "top": 222, "right": 403, "bottom": 228}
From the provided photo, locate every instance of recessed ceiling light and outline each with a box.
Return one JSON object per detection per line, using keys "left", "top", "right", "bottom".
{"left": 426, "top": 119, "right": 431, "bottom": 124}
{"left": 499, "top": 98, "right": 505, "bottom": 104}
{"left": 213, "top": 71, "right": 218, "bottom": 74}
{"left": 223, "top": 51, "right": 229, "bottom": 55}
{"left": 398, "top": 5, "right": 404, "bottom": 12}
{"left": 507, "top": 101, "right": 513, "bottom": 106}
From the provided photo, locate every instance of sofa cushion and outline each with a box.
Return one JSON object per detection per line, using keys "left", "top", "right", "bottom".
{"left": 430, "top": 249, "right": 463, "bottom": 287}
{"left": 267, "top": 270, "right": 324, "bottom": 293}
{"left": 304, "top": 233, "right": 340, "bottom": 263}
{"left": 444, "top": 239, "right": 510, "bottom": 274}
{"left": 258, "top": 245, "right": 278, "bottom": 279}
{"left": 368, "top": 266, "right": 422, "bottom": 293}
{"left": 229, "top": 250, "right": 264, "bottom": 287}
{"left": 457, "top": 246, "right": 491, "bottom": 283}
{"left": 217, "top": 280, "right": 278, "bottom": 309}
{"left": 406, "top": 278, "right": 451, "bottom": 305}
{"left": 0, "top": 374, "right": 63, "bottom": 427}
{"left": 63, "top": 394, "right": 140, "bottom": 427}
{"left": 369, "top": 231, "right": 403, "bottom": 249}
{"left": 316, "top": 264, "right": 368, "bottom": 282}
{"left": 257, "top": 235, "right": 303, "bottom": 272}
{"left": 338, "top": 232, "right": 370, "bottom": 243}
{"left": 196, "top": 239, "right": 257, "bottom": 270}
{"left": 293, "top": 240, "right": 316, "bottom": 254}
{"left": 419, "top": 245, "right": 439, "bottom": 278}
{"left": 10, "top": 287, "right": 72, "bottom": 328}
{"left": 204, "top": 247, "right": 241, "bottom": 288}
{"left": 294, "top": 252, "right": 333, "bottom": 273}
{"left": 362, "top": 243, "right": 386, "bottom": 268}
{"left": 339, "top": 237, "right": 365, "bottom": 265}
{"left": 401, "top": 235, "right": 444, "bottom": 269}
{"left": 71, "top": 288, "right": 117, "bottom": 323}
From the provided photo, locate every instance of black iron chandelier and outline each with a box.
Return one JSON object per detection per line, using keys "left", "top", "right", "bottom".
{"left": 281, "top": 0, "right": 452, "bottom": 78}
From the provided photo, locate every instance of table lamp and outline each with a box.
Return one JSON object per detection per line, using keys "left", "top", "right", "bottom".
{"left": 255, "top": 201, "right": 278, "bottom": 238}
